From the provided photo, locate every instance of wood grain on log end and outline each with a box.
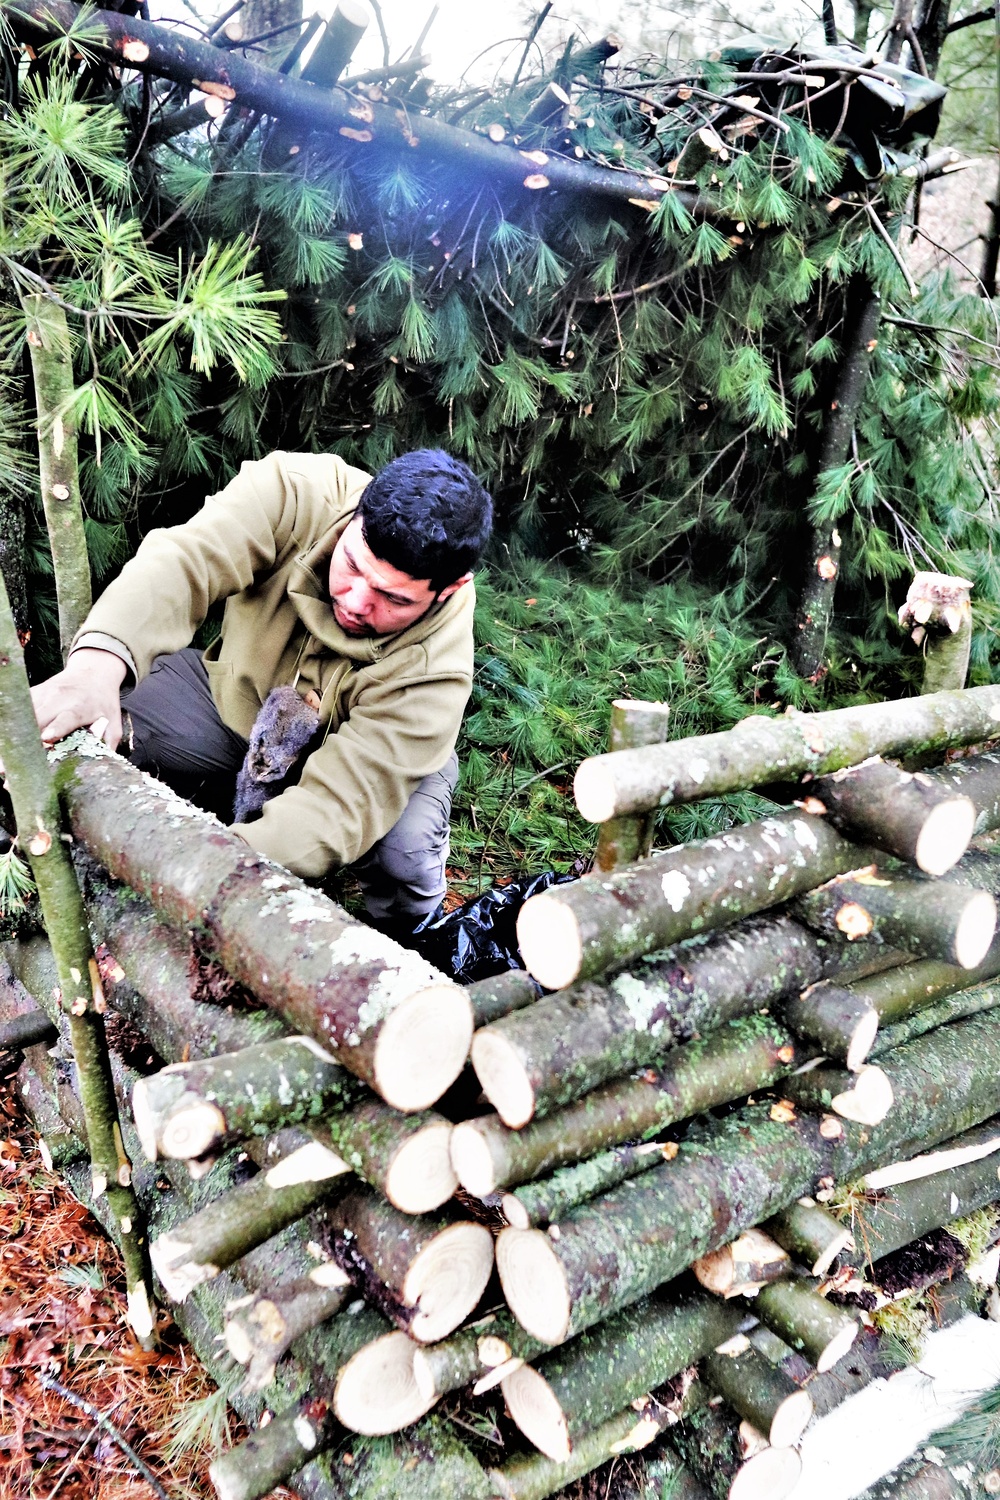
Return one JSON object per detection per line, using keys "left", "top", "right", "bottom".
{"left": 914, "top": 797, "right": 976, "bottom": 875}
{"left": 573, "top": 756, "right": 619, "bottom": 825}
{"left": 693, "top": 1228, "right": 790, "bottom": 1298}
{"left": 383, "top": 1117, "right": 457, "bottom": 1214}
{"left": 333, "top": 1329, "right": 437, "bottom": 1434}
{"left": 815, "top": 1317, "right": 858, "bottom": 1373}
{"left": 471, "top": 1028, "right": 536, "bottom": 1127}
{"left": 496, "top": 1227, "right": 570, "bottom": 1345}
{"left": 450, "top": 1117, "right": 505, "bottom": 1196}
{"left": 516, "top": 892, "right": 582, "bottom": 991}
{"left": 501, "top": 1192, "right": 531, "bottom": 1229}
{"left": 501, "top": 1361, "right": 571, "bottom": 1460}
{"left": 373, "top": 981, "right": 473, "bottom": 1110}
{"left": 833, "top": 1064, "right": 894, "bottom": 1125}
{"left": 403, "top": 1222, "right": 494, "bottom": 1343}
{"left": 765, "top": 1387, "right": 813, "bottom": 1448}
{"left": 729, "top": 1444, "right": 803, "bottom": 1500}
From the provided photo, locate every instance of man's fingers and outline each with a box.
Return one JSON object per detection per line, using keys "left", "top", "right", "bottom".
{"left": 89, "top": 716, "right": 109, "bottom": 743}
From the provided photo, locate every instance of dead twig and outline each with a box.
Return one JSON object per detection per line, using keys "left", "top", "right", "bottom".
{"left": 37, "top": 1374, "right": 170, "bottom": 1500}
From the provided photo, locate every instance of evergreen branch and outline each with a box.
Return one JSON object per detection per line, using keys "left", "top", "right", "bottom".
{"left": 864, "top": 202, "right": 919, "bottom": 297}
{"left": 511, "top": 2, "right": 553, "bottom": 90}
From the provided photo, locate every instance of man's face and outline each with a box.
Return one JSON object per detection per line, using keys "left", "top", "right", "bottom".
{"left": 328, "top": 516, "right": 469, "bottom": 637}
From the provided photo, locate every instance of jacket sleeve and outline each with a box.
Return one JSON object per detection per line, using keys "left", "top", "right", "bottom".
{"left": 230, "top": 652, "right": 472, "bottom": 877}
{"left": 71, "top": 454, "right": 314, "bottom": 682}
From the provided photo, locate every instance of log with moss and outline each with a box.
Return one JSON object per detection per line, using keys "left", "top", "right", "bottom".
{"left": 572, "top": 684, "right": 1000, "bottom": 823}
{"left": 792, "top": 870, "right": 996, "bottom": 970}
{"left": 701, "top": 1338, "right": 812, "bottom": 1447}
{"left": 668, "top": 1394, "right": 804, "bottom": 1500}
{"left": 750, "top": 1277, "right": 858, "bottom": 1371}
{"left": 783, "top": 1063, "right": 894, "bottom": 1126}
{"left": 802, "top": 757, "right": 975, "bottom": 874}
{"left": 494, "top": 1006, "right": 1000, "bottom": 1346}
{"left": 412, "top": 1310, "right": 549, "bottom": 1402}
{"left": 488, "top": 1396, "right": 698, "bottom": 1500}
{"left": 224, "top": 1265, "right": 354, "bottom": 1391}
{"left": 763, "top": 1197, "right": 854, "bottom": 1275}
{"left": 0, "top": 584, "right": 153, "bottom": 1341}
{"left": 501, "top": 1289, "right": 742, "bottom": 1461}
{"left": 209, "top": 1398, "right": 342, "bottom": 1500}
{"left": 451, "top": 1014, "right": 809, "bottom": 1195}
{"left": 324, "top": 1184, "right": 494, "bottom": 1344}
{"left": 515, "top": 810, "right": 871, "bottom": 991}
{"left": 692, "top": 1228, "right": 791, "bottom": 1298}
{"left": 50, "top": 739, "right": 472, "bottom": 1110}
{"left": 923, "top": 750, "right": 1000, "bottom": 837}
{"left": 467, "top": 970, "right": 540, "bottom": 1029}
{"left": 593, "top": 700, "right": 671, "bottom": 873}
{"left": 501, "top": 1142, "right": 677, "bottom": 1230}
{"left": 870, "top": 978, "right": 1000, "bottom": 1058}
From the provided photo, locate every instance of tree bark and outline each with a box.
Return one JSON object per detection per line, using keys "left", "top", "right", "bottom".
{"left": 693, "top": 1228, "right": 791, "bottom": 1298}
{"left": 783, "top": 979, "right": 880, "bottom": 1070}
{"left": 702, "top": 1340, "right": 812, "bottom": 1446}
{"left": 473, "top": 912, "right": 896, "bottom": 1124}
{"left": 783, "top": 1063, "right": 894, "bottom": 1126}
{"left": 488, "top": 1397, "right": 696, "bottom": 1500}
{"left": 804, "top": 757, "right": 975, "bottom": 874}
{"left": 751, "top": 1277, "right": 858, "bottom": 1371}
{"left": 571, "top": 683, "right": 1000, "bottom": 822}
{"left": 593, "top": 700, "right": 671, "bottom": 873}
{"left": 0, "top": 1004, "right": 57, "bottom": 1051}
{"left": 209, "top": 1398, "right": 340, "bottom": 1500}
{"left": 898, "top": 572, "right": 974, "bottom": 694}
{"left": 495, "top": 1006, "right": 1000, "bottom": 1346}
{"left": 2, "top": 0, "right": 689, "bottom": 211}
{"left": 792, "top": 870, "right": 996, "bottom": 970}
{"left": 412, "top": 1311, "right": 549, "bottom": 1402}
{"left": 515, "top": 810, "right": 871, "bottom": 992}
{"left": 870, "top": 977, "right": 1000, "bottom": 1057}
{"left": 224, "top": 1268, "right": 354, "bottom": 1390}
{"left": 502, "top": 1142, "right": 675, "bottom": 1230}
{"left": 763, "top": 1197, "right": 854, "bottom": 1276}
{"left": 20, "top": 292, "right": 91, "bottom": 661}
{"left": 791, "top": 286, "right": 881, "bottom": 681}
{"left": 923, "top": 750, "right": 1000, "bottom": 837}
{"left": 0, "top": 584, "right": 152, "bottom": 1340}
{"left": 501, "top": 1289, "right": 743, "bottom": 1461}
{"left": 452, "top": 1014, "right": 811, "bottom": 1195}
{"left": 467, "top": 969, "right": 540, "bottom": 1029}
{"left": 51, "top": 740, "right": 472, "bottom": 1111}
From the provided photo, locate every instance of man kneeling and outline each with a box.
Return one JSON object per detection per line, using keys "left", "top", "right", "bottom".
{"left": 31, "top": 449, "right": 493, "bottom": 942}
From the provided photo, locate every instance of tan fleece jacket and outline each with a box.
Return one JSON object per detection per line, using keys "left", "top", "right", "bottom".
{"left": 74, "top": 451, "right": 475, "bottom": 878}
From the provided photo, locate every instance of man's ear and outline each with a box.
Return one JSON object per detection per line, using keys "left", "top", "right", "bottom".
{"left": 436, "top": 573, "right": 474, "bottom": 602}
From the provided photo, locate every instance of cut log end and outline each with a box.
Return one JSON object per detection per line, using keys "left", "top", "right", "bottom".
{"left": 161, "top": 1100, "right": 228, "bottom": 1161}
{"left": 815, "top": 1317, "right": 858, "bottom": 1374}
{"left": 913, "top": 797, "right": 976, "bottom": 875}
{"left": 471, "top": 1030, "right": 536, "bottom": 1128}
{"left": 955, "top": 891, "right": 998, "bottom": 970}
{"left": 846, "top": 1006, "right": 880, "bottom": 1073}
{"left": 811, "top": 1226, "right": 855, "bottom": 1278}
{"left": 449, "top": 1119, "right": 502, "bottom": 1196}
{"left": 373, "top": 982, "right": 473, "bottom": 1111}
{"left": 403, "top": 1222, "right": 494, "bottom": 1343}
{"left": 730, "top": 1443, "right": 803, "bottom": 1500}
{"left": 130, "top": 1078, "right": 160, "bottom": 1162}
{"left": 150, "top": 1232, "right": 217, "bottom": 1303}
{"left": 500, "top": 1192, "right": 531, "bottom": 1230}
{"left": 501, "top": 1361, "right": 571, "bottom": 1462}
{"left": 496, "top": 1227, "right": 570, "bottom": 1346}
{"left": 574, "top": 757, "right": 619, "bottom": 826}
{"left": 333, "top": 1330, "right": 436, "bottom": 1435}
{"left": 767, "top": 1388, "right": 813, "bottom": 1448}
{"left": 832, "top": 1064, "right": 894, "bottom": 1125}
{"left": 384, "top": 1119, "right": 458, "bottom": 1215}
{"left": 516, "top": 892, "right": 582, "bottom": 992}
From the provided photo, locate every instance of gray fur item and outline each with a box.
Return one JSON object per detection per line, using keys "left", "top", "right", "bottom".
{"left": 233, "top": 685, "right": 320, "bottom": 823}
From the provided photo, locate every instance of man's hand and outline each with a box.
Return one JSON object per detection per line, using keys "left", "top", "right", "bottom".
{"left": 31, "top": 649, "right": 128, "bottom": 749}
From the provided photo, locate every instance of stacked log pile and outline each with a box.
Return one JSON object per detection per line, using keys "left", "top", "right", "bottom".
{"left": 7, "top": 664, "right": 1000, "bottom": 1495}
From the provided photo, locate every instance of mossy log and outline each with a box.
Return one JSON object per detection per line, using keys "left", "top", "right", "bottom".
{"left": 487, "top": 1396, "right": 692, "bottom": 1500}
{"left": 924, "top": 750, "right": 1000, "bottom": 837}
{"left": 793, "top": 870, "right": 996, "bottom": 970}
{"left": 472, "top": 913, "right": 894, "bottom": 1124}
{"left": 668, "top": 1395, "right": 803, "bottom": 1500}
{"left": 692, "top": 1228, "right": 791, "bottom": 1298}
{"left": 495, "top": 1007, "right": 1000, "bottom": 1346}
{"left": 325, "top": 1184, "right": 494, "bottom": 1343}
{"left": 224, "top": 1267, "right": 354, "bottom": 1391}
{"left": 572, "top": 683, "right": 1000, "bottom": 821}
{"left": 804, "top": 757, "right": 975, "bottom": 874}
{"left": 467, "top": 970, "right": 540, "bottom": 1029}
{"left": 593, "top": 700, "right": 671, "bottom": 873}
{"left": 452, "top": 1014, "right": 809, "bottom": 1195}
{"left": 501, "top": 1142, "right": 674, "bottom": 1230}
{"left": 0, "top": 1005, "right": 58, "bottom": 1051}
{"left": 0, "top": 590, "right": 152, "bottom": 1341}
{"left": 516, "top": 810, "right": 870, "bottom": 990}
{"left": 412, "top": 1311, "right": 548, "bottom": 1402}
{"left": 763, "top": 1197, "right": 854, "bottom": 1275}
{"left": 837, "top": 1117, "right": 1000, "bottom": 1270}
{"left": 51, "top": 740, "right": 472, "bottom": 1110}
{"left": 17, "top": 1058, "right": 87, "bottom": 1168}
{"left": 870, "top": 978, "right": 1000, "bottom": 1058}
{"left": 783, "top": 979, "right": 880, "bottom": 1071}
{"left": 501, "top": 1289, "right": 742, "bottom": 1461}
{"left": 751, "top": 1277, "right": 857, "bottom": 1371}
{"left": 783, "top": 1063, "right": 894, "bottom": 1126}
{"left": 209, "top": 1398, "right": 340, "bottom": 1500}
{"left": 702, "top": 1338, "right": 812, "bottom": 1446}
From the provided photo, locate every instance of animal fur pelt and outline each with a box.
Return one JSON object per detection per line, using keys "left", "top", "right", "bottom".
{"left": 233, "top": 686, "right": 320, "bottom": 823}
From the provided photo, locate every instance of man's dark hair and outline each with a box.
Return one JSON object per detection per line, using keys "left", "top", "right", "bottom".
{"left": 358, "top": 450, "right": 493, "bottom": 590}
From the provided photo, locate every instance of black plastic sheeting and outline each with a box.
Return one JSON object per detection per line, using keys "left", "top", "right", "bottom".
{"left": 413, "top": 870, "right": 577, "bottom": 985}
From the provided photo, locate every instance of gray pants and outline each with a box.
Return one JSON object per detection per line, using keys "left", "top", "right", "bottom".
{"left": 123, "top": 649, "right": 456, "bottom": 929}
